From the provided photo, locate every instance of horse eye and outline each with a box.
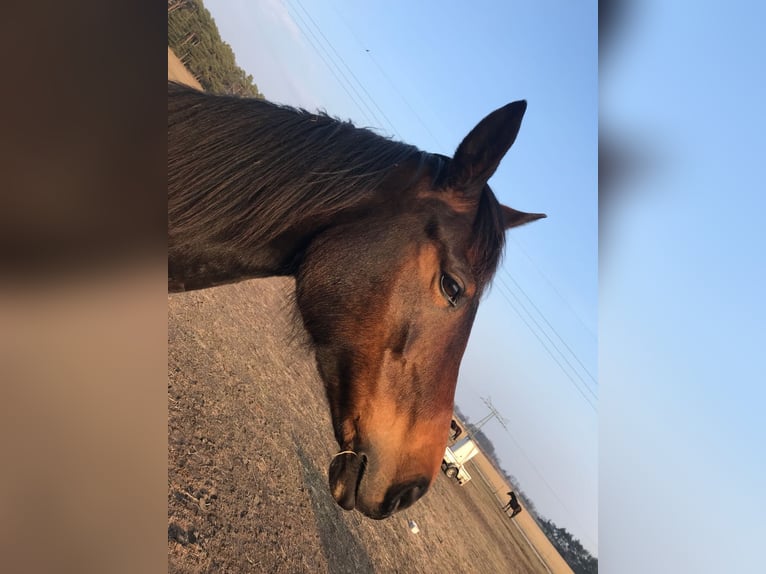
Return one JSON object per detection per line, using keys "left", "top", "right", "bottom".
{"left": 440, "top": 273, "right": 463, "bottom": 307}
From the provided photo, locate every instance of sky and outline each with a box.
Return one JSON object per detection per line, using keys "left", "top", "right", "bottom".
{"left": 599, "top": 1, "right": 765, "bottom": 572}
{"left": 203, "top": 0, "right": 599, "bottom": 555}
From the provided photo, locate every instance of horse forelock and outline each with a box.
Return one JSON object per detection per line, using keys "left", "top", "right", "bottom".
{"left": 470, "top": 187, "right": 507, "bottom": 290}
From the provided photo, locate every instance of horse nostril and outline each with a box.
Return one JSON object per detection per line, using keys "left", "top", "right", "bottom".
{"left": 383, "top": 479, "right": 429, "bottom": 516}
{"left": 328, "top": 450, "right": 366, "bottom": 511}
{"left": 397, "top": 484, "right": 424, "bottom": 510}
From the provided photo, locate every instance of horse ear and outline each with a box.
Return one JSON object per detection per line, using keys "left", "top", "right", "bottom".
{"left": 501, "top": 205, "right": 547, "bottom": 229}
{"left": 447, "top": 100, "right": 527, "bottom": 195}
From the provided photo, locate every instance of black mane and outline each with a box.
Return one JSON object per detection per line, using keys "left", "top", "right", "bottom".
{"left": 168, "top": 82, "right": 506, "bottom": 285}
{"left": 169, "top": 82, "right": 424, "bottom": 249}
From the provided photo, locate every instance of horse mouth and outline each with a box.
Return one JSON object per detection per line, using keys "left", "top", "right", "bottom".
{"left": 328, "top": 450, "right": 367, "bottom": 512}
{"left": 328, "top": 450, "right": 429, "bottom": 519}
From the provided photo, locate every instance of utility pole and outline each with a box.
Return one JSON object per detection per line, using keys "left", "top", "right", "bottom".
{"left": 461, "top": 397, "right": 510, "bottom": 498}
{"left": 465, "top": 396, "right": 509, "bottom": 439}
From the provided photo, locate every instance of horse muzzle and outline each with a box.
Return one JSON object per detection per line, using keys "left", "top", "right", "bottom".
{"left": 328, "top": 450, "right": 430, "bottom": 519}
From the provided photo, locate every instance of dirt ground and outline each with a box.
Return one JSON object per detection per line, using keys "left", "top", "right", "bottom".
{"left": 169, "top": 278, "right": 567, "bottom": 573}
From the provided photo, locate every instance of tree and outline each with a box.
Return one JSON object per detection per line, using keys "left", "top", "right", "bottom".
{"left": 538, "top": 518, "right": 598, "bottom": 574}
{"left": 168, "top": 0, "right": 264, "bottom": 98}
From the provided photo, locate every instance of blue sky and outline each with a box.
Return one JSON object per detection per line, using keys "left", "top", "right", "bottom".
{"left": 600, "top": 1, "right": 765, "bottom": 572}
{"left": 204, "top": 0, "right": 598, "bottom": 553}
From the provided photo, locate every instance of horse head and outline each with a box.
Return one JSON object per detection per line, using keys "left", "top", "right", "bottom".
{"left": 295, "top": 101, "right": 545, "bottom": 518}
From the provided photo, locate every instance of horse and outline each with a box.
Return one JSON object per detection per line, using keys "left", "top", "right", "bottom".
{"left": 503, "top": 490, "right": 522, "bottom": 515}
{"left": 167, "top": 81, "right": 545, "bottom": 519}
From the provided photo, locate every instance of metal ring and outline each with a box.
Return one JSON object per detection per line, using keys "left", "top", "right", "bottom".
{"left": 332, "top": 450, "right": 357, "bottom": 459}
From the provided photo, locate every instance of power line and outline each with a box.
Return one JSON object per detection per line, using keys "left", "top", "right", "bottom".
{"left": 500, "top": 269, "right": 598, "bottom": 390}
{"left": 291, "top": 0, "right": 402, "bottom": 139}
{"left": 507, "top": 234, "right": 597, "bottom": 341}
{"left": 503, "top": 269, "right": 597, "bottom": 387}
{"left": 327, "top": 1, "right": 445, "bottom": 150}
{"left": 287, "top": 0, "right": 382, "bottom": 127}
{"left": 494, "top": 277, "right": 598, "bottom": 411}
{"left": 495, "top": 276, "right": 597, "bottom": 408}
{"left": 284, "top": 1, "right": 377, "bottom": 127}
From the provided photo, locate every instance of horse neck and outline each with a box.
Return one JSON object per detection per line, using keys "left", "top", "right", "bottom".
{"left": 168, "top": 191, "right": 378, "bottom": 292}
{"left": 168, "top": 159, "right": 416, "bottom": 292}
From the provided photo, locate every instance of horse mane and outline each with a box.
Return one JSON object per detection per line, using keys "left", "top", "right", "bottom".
{"left": 168, "top": 82, "right": 425, "bottom": 249}
{"left": 168, "top": 82, "right": 506, "bottom": 285}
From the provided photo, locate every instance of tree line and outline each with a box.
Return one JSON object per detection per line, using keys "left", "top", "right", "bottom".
{"left": 538, "top": 518, "right": 598, "bottom": 574}
{"left": 168, "top": 0, "right": 263, "bottom": 98}
{"left": 454, "top": 405, "right": 597, "bottom": 574}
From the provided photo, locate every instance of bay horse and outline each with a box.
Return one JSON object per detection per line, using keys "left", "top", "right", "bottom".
{"left": 168, "top": 82, "right": 545, "bottom": 519}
